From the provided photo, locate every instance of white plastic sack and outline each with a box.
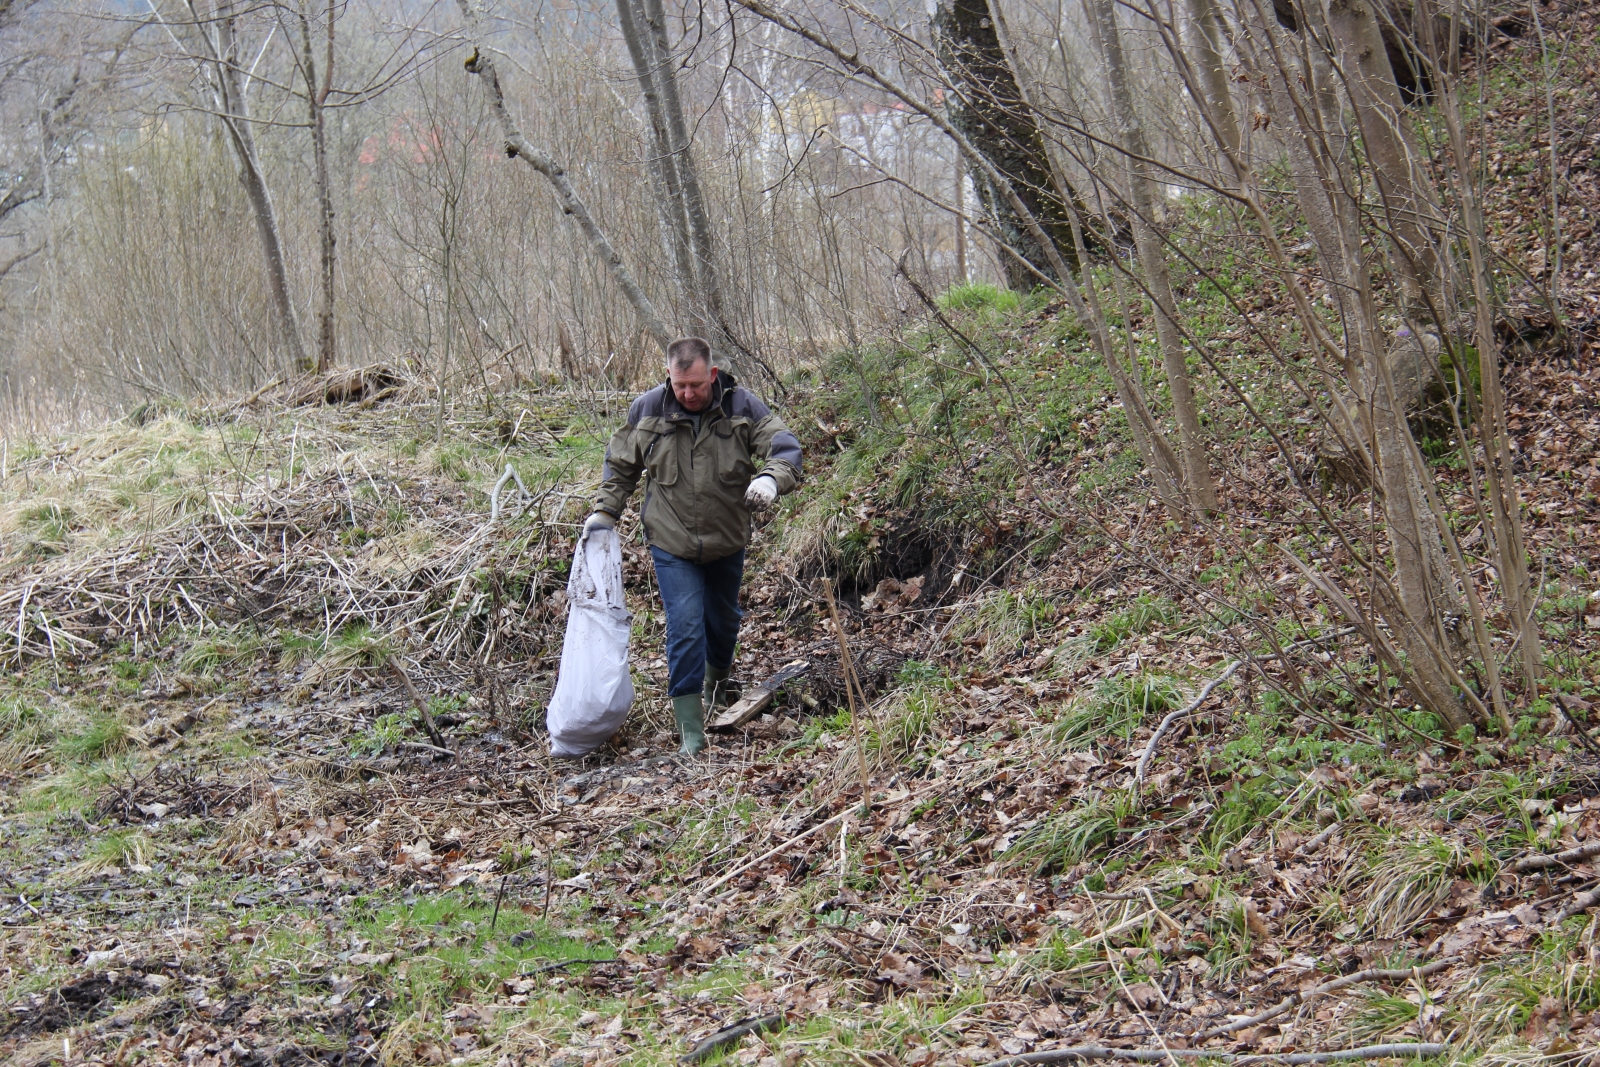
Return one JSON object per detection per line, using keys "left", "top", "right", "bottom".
{"left": 546, "top": 528, "right": 635, "bottom": 756}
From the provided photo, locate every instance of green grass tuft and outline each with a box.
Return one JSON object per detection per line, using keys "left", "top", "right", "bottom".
{"left": 320, "top": 622, "right": 395, "bottom": 670}
{"left": 1090, "top": 595, "right": 1177, "bottom": 651}
{"left": 177, "top": 627, "right": 264, "bottom": 677}
{"left": 1003, "top": 793, "right": 1128, "bottom": 873}
{"left": 937, "top": 282, "right": 1021, "bottom": 313}
{"left": 57, "top": 712, "right": 129, "bottom": 761}
{"left": 1053, "top": 673, "right": 1182, "bottom": 748}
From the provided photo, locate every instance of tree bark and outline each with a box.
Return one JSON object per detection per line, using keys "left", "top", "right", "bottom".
{"left": 456, "top": 0, "right": 670, "bottom": 353}
{"left": 1084, "top": 0, "right": 1218, "bottom": 514}
{"left": 638, "top": 0, "right": 739, "bottom": 365}
{"left": 955, "top": 150, "right": 968, "bottom": 283}
{"left": 1323, "top": 0, "right": 1439, "bottom": 310}
{"left": 934, "top": 0, "right": 1085, "bottom": 287}
{"left": 203, "top": 0, "right": 308, "bottom": 373}
{"left": 1245, "top": 6, "right": 1359, "bottom": 340}
{"left": 1184, "top": 0, "right": 1241, "bottom": 163}
{"left": 1355, "top": 305, "right": 1471, "bottom": 732}
{"left": 298, "top": 0, "right": 337, "bottom": 374}
{"left": 1429, "top": 18, "right": 1542, "bottom": 692}
{"left": 615, "top": 0, "right": 694, "bottom": 313}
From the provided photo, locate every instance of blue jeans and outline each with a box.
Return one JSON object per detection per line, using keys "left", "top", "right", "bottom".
{"left": 650, "top": 547, "right": 745, "bottom": 698}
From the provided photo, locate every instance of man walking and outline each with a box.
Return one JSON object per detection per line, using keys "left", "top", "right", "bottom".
{"left": 584, "top": 338, "right": 803, "bottom": 755}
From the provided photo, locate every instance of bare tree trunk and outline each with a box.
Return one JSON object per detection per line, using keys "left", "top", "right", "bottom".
{"left": 954, "top": 151, "right": 967, "bottom": 283}
{"left": 201, "top": 0, "right": 308, "bottom": 373}
{"left": 457, "top": 0, "right": 670, "bottom": 353}
{"left": 638, "top": 0, "right": 736, "bottom": 360}
{"left": 615, "top": 0, "right": 693, "bottom": 313}
{"left": 936, "top": 0, "right": 1087, "bottom": 286}
{"left": 1323, "top": 0, "right": 1439, "bottom": 310}
{"left": 1084, "top": 0, "right": 1218, "bottom": 514}
{"left": 1352, "top": 293, "right": 1471, "bottom": 732}
{"left": 1429, "top": 13, "right": 1542, "bottom": 692}
{"left": 297, "top": 0, "right": 336, "bottom": 374}
{"left": 1185, "top": 0, "right": 1241, "bottom": 161}
{"left": 986, "top": 0, "right": 1189, "bottom": 514}
{"left": 1244, "top": 4, "right": 1357, "bottom": 335}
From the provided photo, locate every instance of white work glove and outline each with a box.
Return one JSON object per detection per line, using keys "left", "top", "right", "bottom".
{"left": 582, "top": 511, "right": 615, "bottom": 541}
{"left": 744, "top": 475, "right": 779, "bottom": 511}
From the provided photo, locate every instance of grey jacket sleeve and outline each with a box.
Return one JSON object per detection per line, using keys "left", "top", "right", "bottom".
{"left": 740, "top": 391, "right": 803, "bottom": 493}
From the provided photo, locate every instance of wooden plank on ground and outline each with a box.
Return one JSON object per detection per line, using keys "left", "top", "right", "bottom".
{"left": 709, "top": 660, "right": 811, "bottom": 731}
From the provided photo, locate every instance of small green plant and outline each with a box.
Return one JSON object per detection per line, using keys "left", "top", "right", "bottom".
{"left": 178, "top": 628, "right": 263, "bottom": 676}
{"left": 111, "top": 657, "right": 152, "bottom": 691}
{"left": 1209, "top": 776, "right": 1284, "bottom": 848}
{"left": 1356, "top": 830, "right": 1480, "bottom": 938}
{"left": 75, "top": 829, "right": 155, "bottom": 875}
{"left": 428, "top": 693, "right": 469, "bottom": 719}
{"left": 1356, "top": 992, "right": 1423, "bottom": 1043}
{"left": 871, "top": 685, "right": 941, "bottom": 765}
{"left": 803, "top": 708, "right": 854, "bottom": 745}
{"left": 895, "top": 659, "right": 943, "bottom": 687}
{"left": 0, "top": 695, "right": 45, "bottom": 739}
{"left": 1204, "top": 923, "right": 1254, "bottom": 985}
{"left": 498, "top": 842, "right": 534, "bottom": 872}
{"left": 432, "top": 445, "right": 473, "bottom": 482}
{"left": 0, "top": 694, "right": 52, "bottom": 772}
{"left": 937, "top": 282, "right": 1021, "bottom": 313}
{"left": 277, "top": 630, "right": 324, "bottom": 666}
{"left": 15, "top": 501, "right": 73, "bottom": 556}
{"left": 319, "top": 622, "right": 395, "bottom": 670}
{"left": 350, "top": 712, "right": 408, "bottom": 757}
{"left": 955, "top": 587, "right": 1058, "bottom": 663}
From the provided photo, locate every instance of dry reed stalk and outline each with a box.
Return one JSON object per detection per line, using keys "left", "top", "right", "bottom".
{"left": 819, "top": 578, "right": 871, "bottom": 799}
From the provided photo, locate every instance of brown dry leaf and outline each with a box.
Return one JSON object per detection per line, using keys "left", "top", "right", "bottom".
{"left": 688, "top": 935, "right": 723, "bottom": 961}
{"left": 1119, "top": 982, "right": 1162, "bottom": 1011}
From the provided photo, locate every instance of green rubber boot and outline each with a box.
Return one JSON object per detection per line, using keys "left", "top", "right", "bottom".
{"left": 703, "top": 664, "right": 739, "bottom": 714}
{"left": 672, "top": 694, "right": 707, "bottom": 756}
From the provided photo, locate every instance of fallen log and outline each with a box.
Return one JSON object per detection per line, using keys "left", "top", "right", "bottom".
{"left": 709, "top": 659, "right": 810, "bottom": 731}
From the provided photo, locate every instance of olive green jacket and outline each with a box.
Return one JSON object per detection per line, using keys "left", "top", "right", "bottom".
{"left": 594, "top": 371, "right": 803, "bottom": 562}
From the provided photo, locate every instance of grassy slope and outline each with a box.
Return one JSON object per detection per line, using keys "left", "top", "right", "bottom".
{"left": 2, "top": 10, "right": 1600, "bottom": 1067}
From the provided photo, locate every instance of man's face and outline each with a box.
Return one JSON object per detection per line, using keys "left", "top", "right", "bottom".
{"left": 669, "top": 358, "right": 716, "bottom": 412}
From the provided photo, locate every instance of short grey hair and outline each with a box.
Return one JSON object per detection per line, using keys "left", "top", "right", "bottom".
{"left": 666, "top": 336, "right": 712, "bottom": 372}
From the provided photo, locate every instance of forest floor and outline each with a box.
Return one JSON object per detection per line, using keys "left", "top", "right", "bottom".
{"left": 3, "top": 2, "right": 1600, "bottom": 1065}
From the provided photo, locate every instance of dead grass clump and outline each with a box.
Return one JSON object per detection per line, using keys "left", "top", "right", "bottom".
{"left": 61, "top": 828, "right": 156, "bottom": 881}
{"left": 1470, "top": 1038, "right": 1594, "bottom": 1067}
{"left": 3, "top": 499, "right": 75, "bottom": 558}
{"left": 218, "top": 788, "right": 284, "bottom": 852}
{"left": 288, "top": 364, "right": 404, "bottom": 407}
{"left": 1351, "top": 830, "right": 1477, "bottom": 939}
{"left": 949, "top": 584, "right": 1060, "bottom": 664}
